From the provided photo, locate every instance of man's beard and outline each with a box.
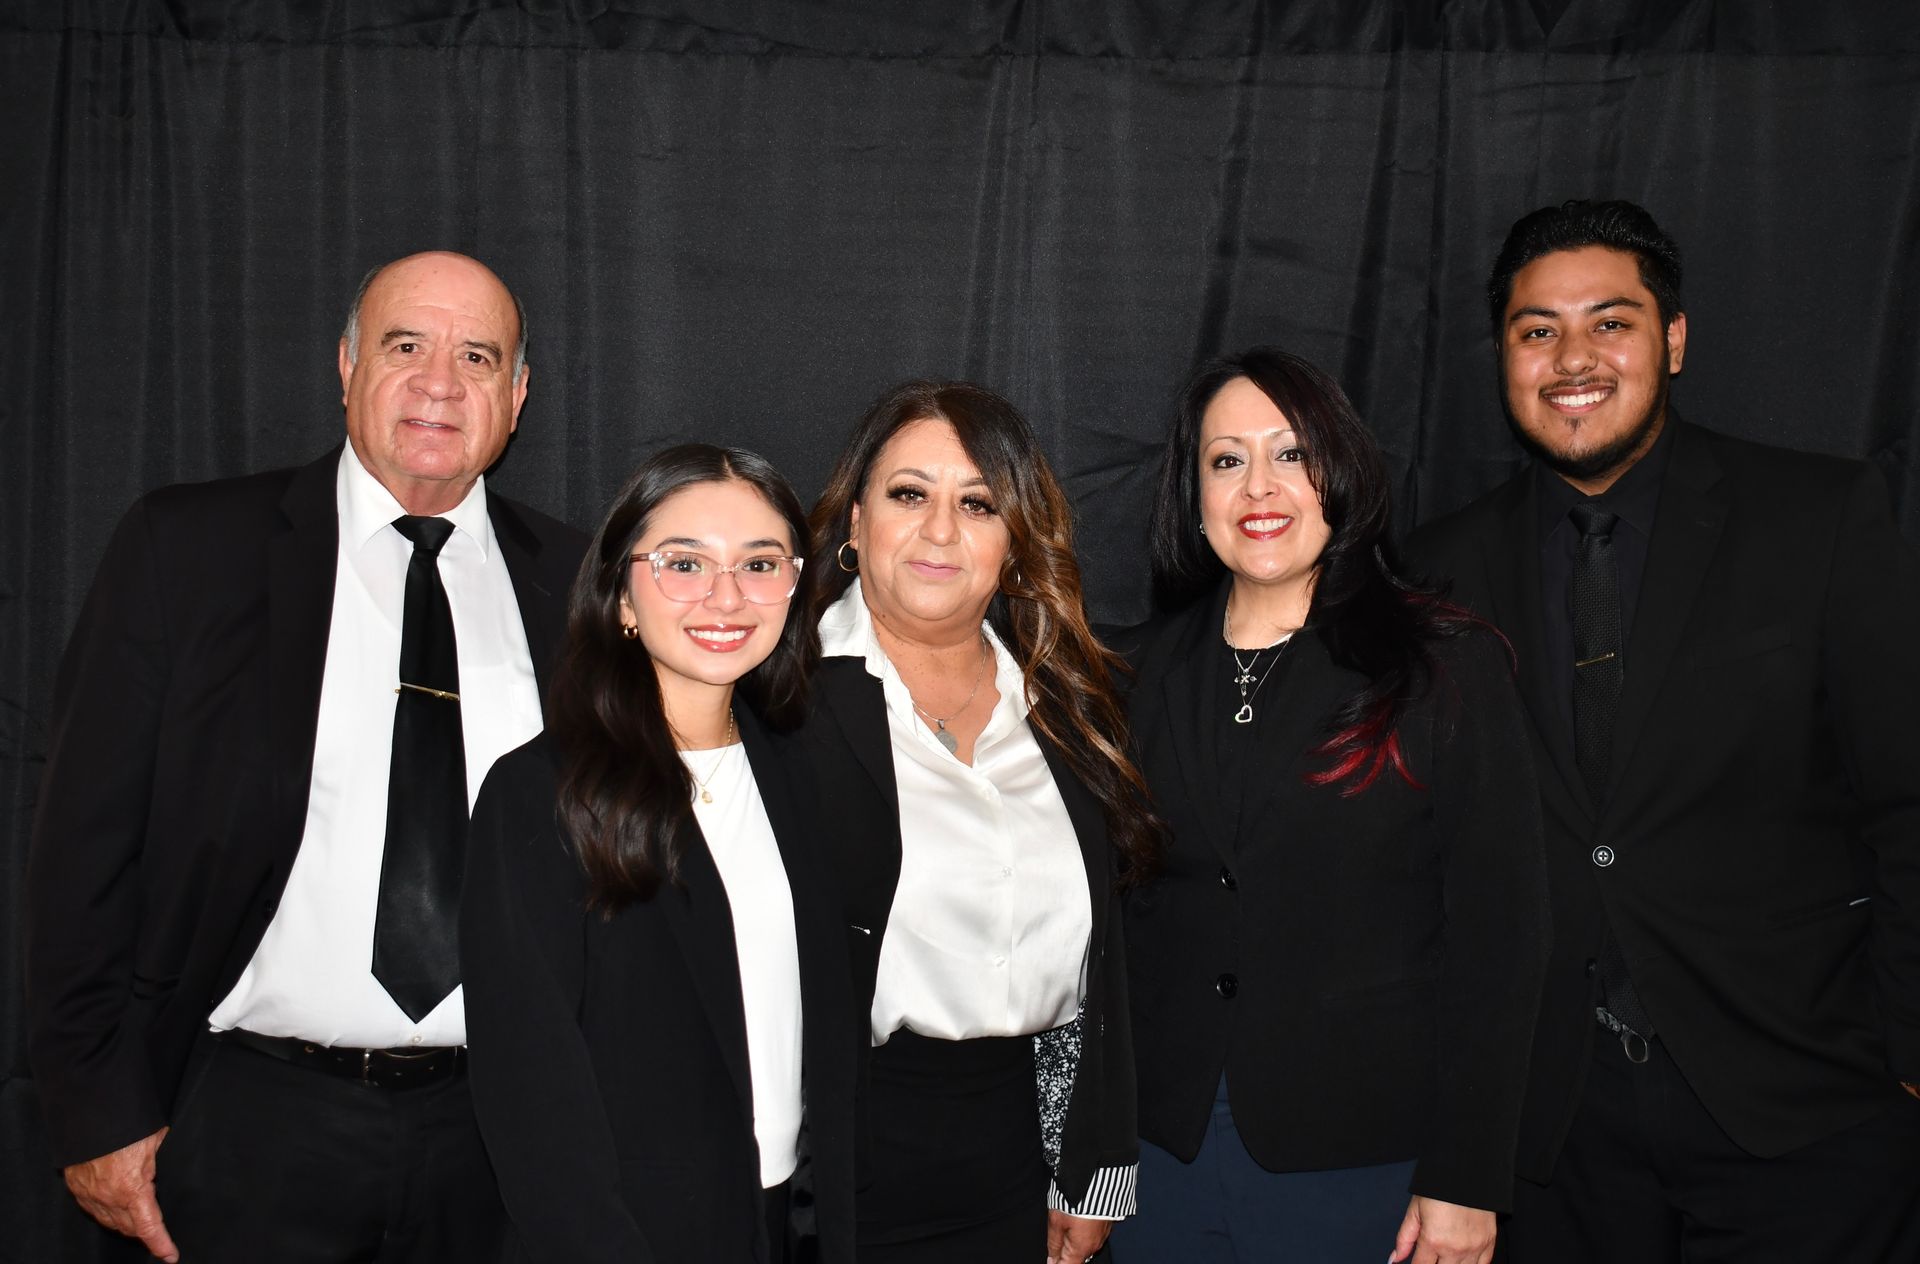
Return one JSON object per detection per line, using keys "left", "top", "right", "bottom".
{"left": 1504, "top": 359, "right": 1670, "bottom": 484}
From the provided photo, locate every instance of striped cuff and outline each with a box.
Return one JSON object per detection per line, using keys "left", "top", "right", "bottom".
{"left": 1046, "top": 1164, "right": 1138, "bottom": 1220}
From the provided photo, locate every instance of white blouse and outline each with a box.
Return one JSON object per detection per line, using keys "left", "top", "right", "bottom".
{"left": 817, "top": 583, "right": 1091, "bottom": 1047}
{"left": 682, "top": 742, "right": 803, "bottom": 1189}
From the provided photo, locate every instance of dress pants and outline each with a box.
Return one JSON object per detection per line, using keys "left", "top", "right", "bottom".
{"left": 1109, "top": 1075, "right": 1415, "bottom": 1263}
{"left": 856, "top": 1030, "right": 1050, "bottom": 1263}
{"left": 126, "top": 1031, "right": 504, "bottom": 1263}
{"left": 1501, "top": 1024, "right": 1920, "bottom": 1264}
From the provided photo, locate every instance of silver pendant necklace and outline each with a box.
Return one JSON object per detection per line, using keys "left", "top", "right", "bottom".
{"left": 909, "top": 636, "right": 990, "bottom": 755}
{"left": 1225, "top": 604, "right": 1293, "bottom": 724}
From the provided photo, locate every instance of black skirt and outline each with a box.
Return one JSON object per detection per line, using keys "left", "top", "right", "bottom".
{"left": 857, "top": 1029, "right": 1050, "bottom": 1262}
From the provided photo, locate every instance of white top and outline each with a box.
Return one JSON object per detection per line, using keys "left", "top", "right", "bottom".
{"left": 684, "top": 742, "right": 804, "bottom": 1188}
{"left": 817, "top": 583, "right": 1090, "bottom": 1047}
{"left": 208, "top": 447, "right": 545, "bottom": 1048}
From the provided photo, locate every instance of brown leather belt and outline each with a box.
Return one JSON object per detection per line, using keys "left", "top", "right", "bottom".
{"left": 221, "top": 1027, "right": 465, "bottom": 1089}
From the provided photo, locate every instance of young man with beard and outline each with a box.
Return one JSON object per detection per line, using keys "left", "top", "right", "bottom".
{"left": 1409, "top": 200, "right": 1920, "bottom": 1262}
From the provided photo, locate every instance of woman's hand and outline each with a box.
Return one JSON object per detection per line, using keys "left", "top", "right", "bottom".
{"left": 1047, "top": 1209, "right": 1114, "bottom": 1264}
{"left": 1391, "top": 1195, "right": 1496, "bottom": 1264}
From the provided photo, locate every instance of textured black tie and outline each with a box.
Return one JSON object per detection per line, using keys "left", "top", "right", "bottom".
{"left": 1569, "top": 503, "right": 1654, "bottom": 1038}
{"left": 1569, "top": 504, "right": 1623, "bottom": 800}
{"left": 373, "top": 515, "right": 466, "bottom": 1022}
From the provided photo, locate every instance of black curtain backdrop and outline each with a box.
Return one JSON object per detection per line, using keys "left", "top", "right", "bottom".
{"left": 4, "top": 1, "right": 1918, "bottom": 1255}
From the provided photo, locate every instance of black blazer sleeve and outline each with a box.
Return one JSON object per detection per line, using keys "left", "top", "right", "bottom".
{"left": 1823, "top": 464, "right": 1920, "bottom": 1080}
{"left": 1052, "top": 829, "right": 1140, "bottom": 1205}
{"left": 461, "top": 740, "right": 656, "bottom": 1263}
{"left": 28, "top": 495, "right": 179, "bottom": 1166}
{"left": 1412, "top": 632, "right": 1550, "bottom": 1209}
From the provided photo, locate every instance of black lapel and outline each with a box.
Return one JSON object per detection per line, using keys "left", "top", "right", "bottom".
{"left": 1605, "top": 423, "right": 1727, "bottom": 807}
{"left": 811, "top": 659, "right": 903, "bottom": 945}
{"left": 1149, "top": 586, "right": 1241, "bottom": 864}
{"left": 657, "top": 809, "right": 756, "bottom": 1136}
{"left": 488, "top": 492, "right": 568, "bottom": 700}
{"left": 740, "top": 703, "right": 842, "bottom": 991}
{"left": 1476, "top": 473, "right": 1592, "bottom": 821}
{"left": 1038, "top": 737, "right": 1111, "bottom": 965}
{"left": 266, "top": 450, "right": 342, "bottom": 851}
{"left": 814, "top": 658, "right": 898, "bottom": 810}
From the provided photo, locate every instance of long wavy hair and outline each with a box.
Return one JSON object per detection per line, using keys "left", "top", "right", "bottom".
{"left": 810, "top": 380, "right": 1162, "bottom": 879}
{"left": 548, "top": 444, "right": 819, "bottom": 911}
{"left": 1149, "top": 347, "right": 1491, "bottom": 795}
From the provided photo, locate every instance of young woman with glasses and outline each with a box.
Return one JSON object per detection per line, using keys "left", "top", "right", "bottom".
{"left": 460, "top": 444, "right": 855, "bottom": 1263}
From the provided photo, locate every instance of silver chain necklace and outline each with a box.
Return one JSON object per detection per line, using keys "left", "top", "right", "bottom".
{"left": 1225, "top": 604, "right": 1294, "bottom": 724}
{"left": 909, "top": 637, "right": 990, "bottom": 755}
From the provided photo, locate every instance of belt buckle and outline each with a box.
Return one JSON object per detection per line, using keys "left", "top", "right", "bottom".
{"left": 362, "top": 1049, "right": 374, "bottom": 1083}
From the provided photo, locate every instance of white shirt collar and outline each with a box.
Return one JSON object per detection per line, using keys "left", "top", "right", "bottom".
{"left": 817, "top": 580, "right": 1028, "bottom": 730}
{"left": 337, "top": 444, "right": 492, "bottom": 558}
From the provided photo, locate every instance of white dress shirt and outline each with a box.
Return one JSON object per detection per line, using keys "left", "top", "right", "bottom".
{"left": 817, "top": 583, "right": 1090, "bottom": 1047}
{"left": 818, "top": 584, "right": 1136, "bottom": 1221}
{"left": 208, "top": 447, "right": 545, "bottom": 1048}
{"left": 684, "top": 742, "right": 803, "bottom": 1188}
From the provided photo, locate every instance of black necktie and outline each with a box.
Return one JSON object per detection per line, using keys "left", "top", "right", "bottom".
{"left": 373, "top": 515, "right": 467, "bottom": 1022}
{"left": 1569, "top": 504, "right": 1623, "bottom": 800}
{"left": 1569, "top": 504, "right": 1654, "bottom": 1038}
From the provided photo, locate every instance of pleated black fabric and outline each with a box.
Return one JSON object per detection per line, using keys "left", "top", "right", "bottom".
{"left": 6, "top": 4, "right": 1920, "bottom": 1257}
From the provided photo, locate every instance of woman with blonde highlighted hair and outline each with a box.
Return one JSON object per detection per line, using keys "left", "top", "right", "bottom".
{"left": 795, "top": 380, "right": 1156, "bottom": 1263}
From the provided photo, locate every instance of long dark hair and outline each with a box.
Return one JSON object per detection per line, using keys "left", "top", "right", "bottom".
{"left": 548, "top": 444, "right": 819, "bottom": 911}
{"left": 1149, "top": 347, "right": 1489, "bottom": 795}
{"left": 810, "top": 380, "right": 1162, "bottom": 879}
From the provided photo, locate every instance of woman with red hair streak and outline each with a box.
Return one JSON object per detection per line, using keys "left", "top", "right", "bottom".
{"left": 1109, "top": 347, "right": 1550, "bottom": 1264}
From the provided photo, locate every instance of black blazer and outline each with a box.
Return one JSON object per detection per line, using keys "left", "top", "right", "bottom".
{"left": 25, "top": 448, "right": 584, "bottom": 1168}
{"left": 460, "top": 713, "right": 856, "bottom": 1263}
{"left": 788, "top": 655, "right": 1138, "bottom": 1207}
{"left": 1408, "top": 420, "right": 1920, "bottom": 1181}
{"left": 1119, "top": 583, "right": 1549, "bottom": 1213}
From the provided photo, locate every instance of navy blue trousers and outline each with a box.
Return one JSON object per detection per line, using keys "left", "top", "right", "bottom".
{"left": 1110, "top": 1076, "right": 1415, "bottom": 1262}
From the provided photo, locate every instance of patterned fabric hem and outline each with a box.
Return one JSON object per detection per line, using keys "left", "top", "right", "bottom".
{"left": 1046, "top": 1164, "right": 1138, "bottom": 1220}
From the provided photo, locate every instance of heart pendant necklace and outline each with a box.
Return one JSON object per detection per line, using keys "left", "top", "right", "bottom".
{"left": 1225, "top": 603, "right": 1293, "bottom": 724}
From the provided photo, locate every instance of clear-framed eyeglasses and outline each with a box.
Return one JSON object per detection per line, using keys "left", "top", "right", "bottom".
{"left": 630, "top": 550, "right": 804, "bottom": 605}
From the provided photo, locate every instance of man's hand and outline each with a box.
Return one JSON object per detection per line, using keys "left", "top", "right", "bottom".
{"left": 63, "top": 1127, "right": 179, "bottom": 1262}
{"left": 1390, "top": 1194, "right": 1496, "bottom": 1264}
{"left": 1047, "top": 1209, "right": 1114, "bottom": 1264}
{"left": 1902, "top": 1082, "right": 1920, "bottom": 1101}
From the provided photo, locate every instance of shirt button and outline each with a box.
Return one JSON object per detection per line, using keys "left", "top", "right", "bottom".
{"left": 993, "top": 956, "right": 1007, "bottom": 968}
{"left": 1219, "top": 866, "right": 1238, "bottom": 891}
{"left": 408, "top": 1034, "right": 424, "bottom": 1046}
{"left": 1215, "top": 973, "right": 1238, "bottom": 999}
{"left": 1001, "top": 866, "right": 1013, "bottom": 878}
{"left": 1592, "top": 845, "right": 1615, "bottom": 868}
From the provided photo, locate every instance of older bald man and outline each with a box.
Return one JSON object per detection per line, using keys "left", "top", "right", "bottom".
{"left": 28, "top": 252, "right": 586, "bottom": 1261}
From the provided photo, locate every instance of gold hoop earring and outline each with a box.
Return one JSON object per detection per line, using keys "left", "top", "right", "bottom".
{"left": 836, "top": 540, "right": 859, "bottom": 573}
{"left": 620, "top": 624, "right": 639, "bottom": 640}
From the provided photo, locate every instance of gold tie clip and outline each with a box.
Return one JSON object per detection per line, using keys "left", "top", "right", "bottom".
{"left": 1573, "top": 652, "right": 1618, "bottom": 669}
{"left": 395, "top": 682, "right": 461, "bottom": 702}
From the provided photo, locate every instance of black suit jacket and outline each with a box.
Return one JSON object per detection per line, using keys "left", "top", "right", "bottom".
{"left": 1408, "top": 420, "right": 1920, "bottom": 1181}
{"left": 26, "top": 447, "right": 584, "bottom": 1168}
{"left": 1119, "top": 583, "right": 1549, "bottom": 1213}
{"left": 789, "top": 656, "right": 1139, "bottom": 1207}
{"left": 459, "top": 716, "right": 856, "bottom": 1263}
